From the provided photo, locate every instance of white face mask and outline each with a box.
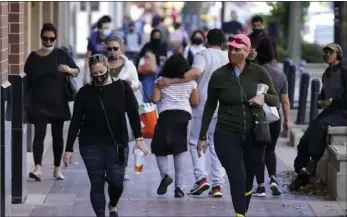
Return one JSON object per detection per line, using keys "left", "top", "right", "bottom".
{"left": 102, "top": 29, "right": 112, "bottom": 37}
{"left": 41, "top": 44, "right": 54, "bottom": 51}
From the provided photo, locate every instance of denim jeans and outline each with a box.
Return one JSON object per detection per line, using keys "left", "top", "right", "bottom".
{"left": 80, "top": 144, "right": 128, "bottom": 217}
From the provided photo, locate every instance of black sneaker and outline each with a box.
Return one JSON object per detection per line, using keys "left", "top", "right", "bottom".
{"left": 253, "top": 186, "right": 266, "bottom": 197}
{"left": 288, "top": 169, "right": 310, "bottom": 191}
{"left": 306, "top": 160, "right": 317, "bottom": 176}
{"left": 109, "top": 211, "right": 119, "bottom": 217}
{"left": 269, "top": 177, "right": 282, "bottom": 196}
{"left": 189, "top": 177, "right": 210, "bottom": 195}
{"left": 157, "top": 174, "right": 173, "bottom": 195}
{"left": 174, "top": 187, "right": 185, "bottom": 198}
{"left": 108, "top": 204, "right": 119, "bottom": 217}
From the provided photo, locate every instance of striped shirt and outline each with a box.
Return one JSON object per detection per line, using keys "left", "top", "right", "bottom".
{"left": 156, "top": 79, "right": 197, "bottom": 114}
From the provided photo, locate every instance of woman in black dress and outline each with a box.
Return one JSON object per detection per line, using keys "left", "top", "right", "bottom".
{"left": 24, "top": 23, "right": 80, "bottom": 181}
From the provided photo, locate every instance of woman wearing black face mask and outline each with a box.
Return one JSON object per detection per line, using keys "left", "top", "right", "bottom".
{"left": 136, "top": 29, "right": 168, "bottom": 102}
{"left": 183, "top": 30, "right": 206, "bottom": 65}
{"left": 63, "top": 54, "right": 148, "bottom": 217}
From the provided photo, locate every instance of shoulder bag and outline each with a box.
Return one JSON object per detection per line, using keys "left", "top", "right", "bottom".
{"left": 233, "top": 69, "right": 271, "bottom": 145}
{"left": 56, "top": 48, "right": 78, "bottom": 101}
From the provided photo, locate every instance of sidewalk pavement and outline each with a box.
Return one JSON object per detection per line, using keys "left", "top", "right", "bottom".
{"left": 18, "top": 59, "right": 346, "bottom": 216}
{"left": 14, "top": 135, "right": 346, "bottom": 216}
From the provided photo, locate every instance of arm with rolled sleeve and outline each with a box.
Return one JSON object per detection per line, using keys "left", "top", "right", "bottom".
{"left": 259, "top": 66, "right": 279, "bottom": 107}
{"left": 199, "top": 73, "right": 219, "bottom": 139}
{"left": 59, "top": 49, "right": 80, "bottom": 77}
{"left": 123, "top": 80, "right": 142, "bottom": 139}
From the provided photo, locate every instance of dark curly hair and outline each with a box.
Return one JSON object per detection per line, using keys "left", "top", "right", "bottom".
{"left": 158, "top": 54, "right": 191, "bottom": 79}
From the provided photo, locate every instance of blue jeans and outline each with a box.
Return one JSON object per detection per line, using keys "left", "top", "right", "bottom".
{"left": 80, "top": 144, "right": 128, "bottom": 217}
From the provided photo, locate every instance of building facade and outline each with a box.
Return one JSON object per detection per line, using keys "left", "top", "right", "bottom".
{"left": 0, "top": 2, "right": 61, "bottom": 216}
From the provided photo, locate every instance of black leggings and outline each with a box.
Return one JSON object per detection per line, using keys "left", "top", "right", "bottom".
{"left": 80, "top": 144, "right": 128, "bottom": 217}
{"left": 255, "top": 118, "right": 282, "bottom": 184}
{"left": 214, "top": 129, "right": 265, "bottom": 216}
{"left": 33, "top": 119, "right": 64, "bottom": 167}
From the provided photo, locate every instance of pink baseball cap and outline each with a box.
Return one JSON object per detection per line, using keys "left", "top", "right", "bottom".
{"left": 226, "top": 34, "right": 251, "bottom": 49}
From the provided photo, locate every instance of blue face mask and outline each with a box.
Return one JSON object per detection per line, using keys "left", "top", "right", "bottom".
{"left": 102, "top": 29, "right": 112, "bottom": 37}
{"left": 41, "top": 44, "right": 54, "bottom": 51}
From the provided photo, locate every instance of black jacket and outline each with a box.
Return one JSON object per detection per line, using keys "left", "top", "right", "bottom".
{"left": 318, "top": 63, "right": 347, "bottom": 111}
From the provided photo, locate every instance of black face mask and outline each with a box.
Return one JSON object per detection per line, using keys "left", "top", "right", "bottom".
{"left": 92, "top": 72, "right": 109, "bottom": 85}
{"left": 151, "top": 38, "right": 161, "bottom": 44}
{"left": 252, "top": 29, "right": 264, "bottom": 35}
{"left": 192, "top": 38, "right": 203, "bottom": 45}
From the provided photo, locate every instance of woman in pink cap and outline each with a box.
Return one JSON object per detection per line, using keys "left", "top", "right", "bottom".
{"left": 197, "top": 34, "right": 279, "bottom": 217}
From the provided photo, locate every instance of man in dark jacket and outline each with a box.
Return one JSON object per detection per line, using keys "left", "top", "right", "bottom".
{"left": 222, "top": 10, "right": 243, "bottom": 37}
{"left": 248, "top": 15, "right": 278, "bottom": 65}
{"left": 289, "top": 43, "right": 347, "bottom": 190}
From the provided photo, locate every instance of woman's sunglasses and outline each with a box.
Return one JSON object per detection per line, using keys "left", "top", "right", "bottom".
{"left": 41, "top": 37, "right": 56, "bottom": 42}
{"left": 107, "top": 47, "right": 119, "bottom": 51}
{"left": 228, "top": 37, "right": 247, "bottom": 46}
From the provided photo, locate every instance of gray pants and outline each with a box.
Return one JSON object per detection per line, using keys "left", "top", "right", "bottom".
{"left": 156, "top": 152, "right": 185, "bottom": 188}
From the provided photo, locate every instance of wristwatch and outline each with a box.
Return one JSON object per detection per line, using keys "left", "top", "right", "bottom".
{"left": 199, "top": 136, "right": 207, "bottom": 141}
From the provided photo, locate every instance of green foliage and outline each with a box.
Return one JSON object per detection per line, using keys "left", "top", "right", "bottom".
{"left": 267, "top": 2, "right": 310, "bottom": 49}
{"left": 301, "top": 42, "right": 324, "bottom": 63}
{"left": 276, "top": 42, "right": 324, "bottom": 63}
{"left": 267, "top": 2, "right": 323, "bottom": 63}
{"left": 267, "top": 2, "right": 310, "bottom": 30}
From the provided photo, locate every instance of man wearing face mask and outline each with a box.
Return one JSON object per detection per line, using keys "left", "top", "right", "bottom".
{"left": 124, "top": 22, "right": 142, "bottom": 63}
{"left": 84, "top": 15, "right": 116, "bottom": 84}
{"left": 136, "top": 29, "right": 168, "bottom": 102}
{"left": 289, "top": 43, "right": 347, "bottom": 191}
{"left": 183, "top": 30, "right": 206, "bottom": 66}
{"left": 248, "top": 15, "right": 278, "bottom": 65}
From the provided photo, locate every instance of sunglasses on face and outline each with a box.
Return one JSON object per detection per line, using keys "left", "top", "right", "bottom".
{"left": 228, "top": 37, "right": 247, "bottom": 46}
{"left": 107, "top": 47, "right": 120, "bottom": 51}
{"left": 41, "top": 36, "right": 56, "bottom": 42}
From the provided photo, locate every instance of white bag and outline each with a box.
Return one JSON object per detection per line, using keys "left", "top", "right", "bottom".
{"left": 263, "top": 103, "right": 280, "bottom": 123}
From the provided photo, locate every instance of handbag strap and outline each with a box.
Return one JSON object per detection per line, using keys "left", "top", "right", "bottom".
{"left": 231, "top": 67, "right": 248, "bottom": 102}
{"left": 98, "top": 95, "right": 124, "bottom": 147}
{"left": 231, "top": 67, "right": 257, "bottom": 116}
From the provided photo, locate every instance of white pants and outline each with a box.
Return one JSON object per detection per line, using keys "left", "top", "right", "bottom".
{"left": 189, "top": 117, "right": 225, "bottom": 187}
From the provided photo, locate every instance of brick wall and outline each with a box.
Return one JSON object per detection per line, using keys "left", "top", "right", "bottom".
{"left": 0, "top": 2, "right": 9, "bottom": 83}
{"left": 8, "top": 2, "right": 24, "bottom": 75}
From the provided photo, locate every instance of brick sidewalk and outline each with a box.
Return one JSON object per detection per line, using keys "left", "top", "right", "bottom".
{"left": 11, "top": 136, "right": 346, "bottom": 217}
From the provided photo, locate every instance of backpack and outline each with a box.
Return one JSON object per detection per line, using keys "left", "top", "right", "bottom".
{"left": 187, "top": 48, "right": 194, "bottom": 66}
{"left": 124, "top": 32, "right": 142, "bottom": 46}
